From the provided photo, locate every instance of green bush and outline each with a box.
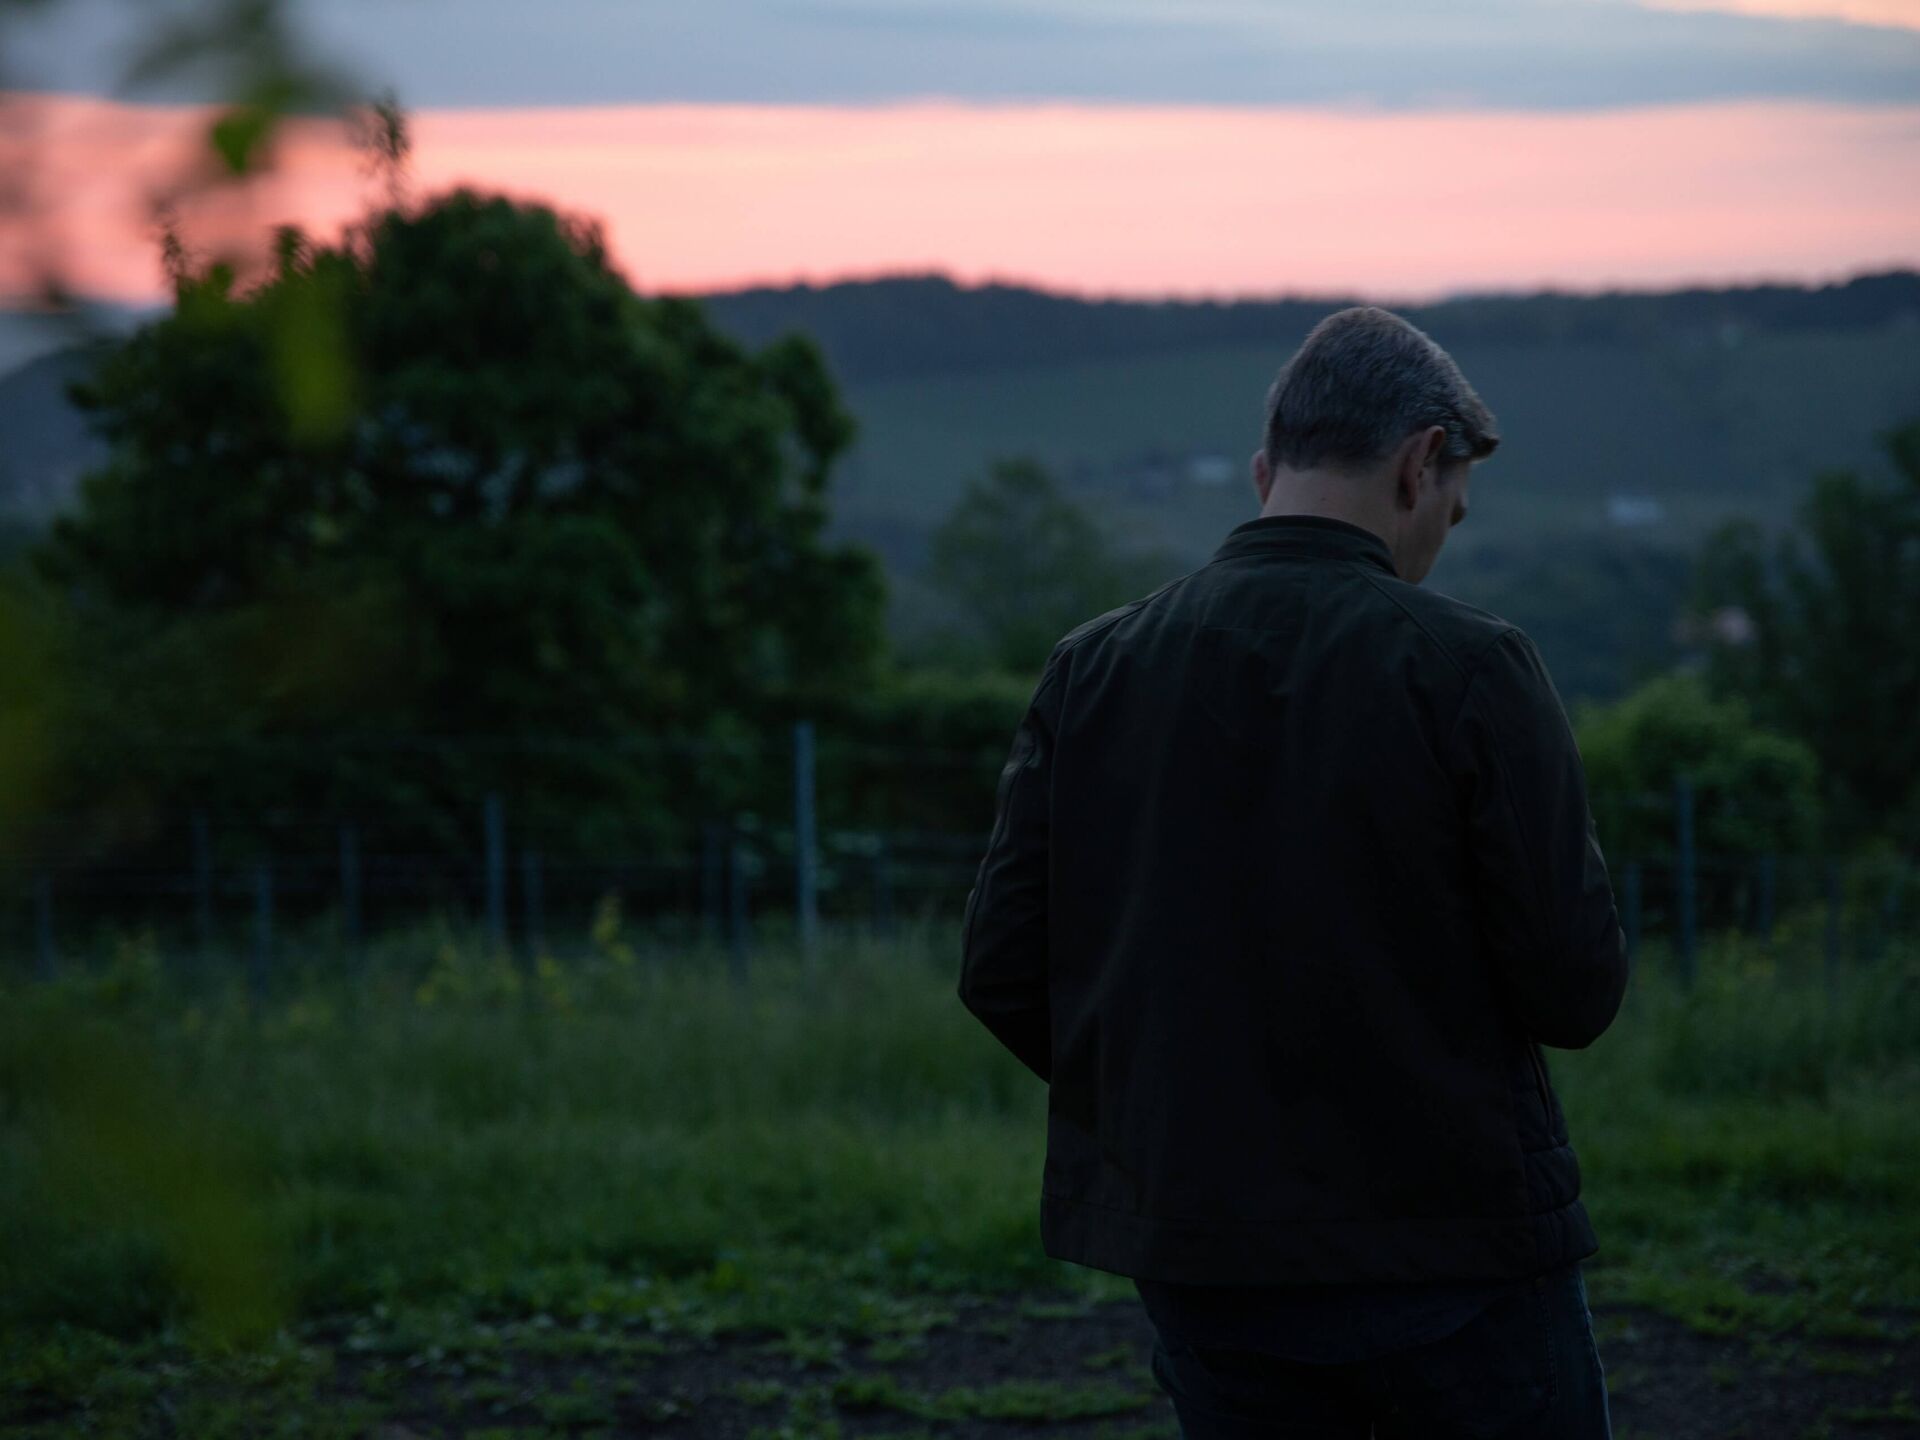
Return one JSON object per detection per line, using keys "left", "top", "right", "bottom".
{"left": 1574, "top": 672, "right": 1822, "bottom": 860}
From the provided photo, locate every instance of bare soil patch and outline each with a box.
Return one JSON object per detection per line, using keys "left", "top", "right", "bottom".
{"left": 333, "top": 1291, "right": 1920, "bottom": 1439}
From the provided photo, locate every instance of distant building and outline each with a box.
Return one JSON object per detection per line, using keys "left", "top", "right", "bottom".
{"left": 1606, "top": 495, "right": 1665, "bottom": 528}
{"left": 1186, "top": 454, "right": 1236, "bottom": 487}
{"left": 1709, "top": 605, "right": 1756, "bottom": 647}
{"left": 1671, "top": 605, "right": 1756, "bottom": 651}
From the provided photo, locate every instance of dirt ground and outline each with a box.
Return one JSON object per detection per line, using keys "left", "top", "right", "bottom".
{"left": 340, "top": 1291, "right": 1920, "bottom": 1439}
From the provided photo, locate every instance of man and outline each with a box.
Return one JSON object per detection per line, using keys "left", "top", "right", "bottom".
{"left": 957, "top": 305, "right": 1629, "bottom": 1438}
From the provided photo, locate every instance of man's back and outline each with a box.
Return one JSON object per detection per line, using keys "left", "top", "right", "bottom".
{"left": 958, "top": 512, "right": 1630, "bottom": 1288}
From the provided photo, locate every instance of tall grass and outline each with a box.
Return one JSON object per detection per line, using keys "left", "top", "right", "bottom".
{"left": 2, "top": 910, "right": 1916, "bottom": 1354}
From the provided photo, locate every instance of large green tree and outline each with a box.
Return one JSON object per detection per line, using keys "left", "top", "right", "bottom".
{"left": 33, "top": 189, "right": 886, "bottom": 855}
{"left": 1689, "top": 420, "right": 1920, "bottom": 850}
{"left": 926, "top": 457, "right": 1179, "bottom": 674}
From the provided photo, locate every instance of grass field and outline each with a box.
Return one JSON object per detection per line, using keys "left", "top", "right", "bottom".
{"left": 3, "top": 910, "right": 1917, "bottom": 1438}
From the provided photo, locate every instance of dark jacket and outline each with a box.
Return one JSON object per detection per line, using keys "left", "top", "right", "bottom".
{"left": 957, "top": 513, "right": 1630, "bottom": 1287}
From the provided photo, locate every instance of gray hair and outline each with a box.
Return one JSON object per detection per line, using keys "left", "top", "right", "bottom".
{"left": 1262, "top": 306, "right": 1499, "bottom": 475}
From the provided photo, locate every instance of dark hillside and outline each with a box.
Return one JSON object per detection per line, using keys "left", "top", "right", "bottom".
{"left": 0, "top": 345, "right": 108, "bottom": 524}
{"left": 4, "top": 273, "right": 1915, "bottom": 700}
{"left": 701, "top": 269, "right": 1920, "bottom": 384}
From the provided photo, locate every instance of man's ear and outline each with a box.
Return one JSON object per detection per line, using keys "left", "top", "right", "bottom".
{"left": 1394, "top": 426, "right": 1446, "bottom": 511}
{"left": 1251, "top": 448, "right": 1273, "bottom": 507}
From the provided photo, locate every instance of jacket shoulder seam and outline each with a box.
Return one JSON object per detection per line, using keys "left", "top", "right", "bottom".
{"left": 1054, "top": 571, "right": 1199, "bottom": 660}
{"left": 1353, "top": 567, "right": 1511, "bottom": 681}
{"left": 1445, "top": 625, "right": 1529, "bottom": 741}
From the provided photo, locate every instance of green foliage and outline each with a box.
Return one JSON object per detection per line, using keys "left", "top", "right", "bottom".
{"left": 0, "top": 573, "right": 67, "bottom": 853}
{"left": 0, "top": 983, "right": 286, "bottom": 1343}
{"left": 1, "top": 922, "right": 1916, "bottom": 1435}
{"left": 28, "top": 187, "right": 887, "bottom": 859}
{"left": 1691, "top": 420, "right": 1920, "bottom": 849}
{"left": 814, "top": 664, "right": 1032, "bottom": 831}
{"left": 926, "top": 458, "right": 1174, "bottom": 673}
{"left": 830, "top": 1369, "right": 1150, "bottom": 1421}
{"left": 1574, "top": 673, "right": 1822, "bottom": 860}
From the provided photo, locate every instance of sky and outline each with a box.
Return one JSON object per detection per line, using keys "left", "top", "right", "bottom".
{"left": 2, "top": 0, "right": 1918, "bottom": 304}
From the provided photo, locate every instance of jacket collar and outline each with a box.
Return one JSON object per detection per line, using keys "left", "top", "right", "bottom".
{"left": 1208, "top": 513, "right": 1398, "bottom": 579}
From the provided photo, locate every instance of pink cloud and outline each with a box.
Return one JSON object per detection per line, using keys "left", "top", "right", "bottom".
{"left": 1638, "top": 0, "right": 1920, "bottom": 31}
{"left": 3, "top": 92, "right": 1917, "bottom": 306}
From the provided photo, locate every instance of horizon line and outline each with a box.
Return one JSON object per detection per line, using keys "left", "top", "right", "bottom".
{"left": 7, "top": 259, "right": 1917, "bottom": 321}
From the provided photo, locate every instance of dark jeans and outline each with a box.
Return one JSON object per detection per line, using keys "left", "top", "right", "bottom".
{"left": 1145, "top": 1263, "right": 1612, "bottom": 1439}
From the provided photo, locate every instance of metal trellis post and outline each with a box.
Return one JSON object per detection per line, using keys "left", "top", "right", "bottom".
{"left": 33, "top": 872, "right": 55, "bottom": 982}
{"left": 1674, "top": 777, "right": 1697, "bottom": 989}
{"left": 1756, "top": 853, "right": 1775, "bottom": 945}
{"left": 1622, "top": 862, "right": 1642, "bottom": 964}
{"left": 484, "top": 793, "right": 507, "bottom": 954}
{"left": 794, "top": 720, "right": 819, "bottom": 970}
{"left": 1825, "top": 859, "right": 1843, "bottom": 1000}
{"left": 250, "top": 861, "right": 273, "bottom": 1011}
{"left": 728, "top": 817, "right": 751, "bottom": 986}
{"left": 192, "top": 811, "right": 212, "bottom": 960}
{"left": 523, "top": 848, "right": 545, "bottom": 959}
{"left": 340, "top": 822, "right": 362, "bottom": 959}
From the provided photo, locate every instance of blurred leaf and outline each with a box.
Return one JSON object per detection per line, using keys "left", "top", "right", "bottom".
{"left": 208, "top": 102, "right": 273, "bottom": 175}
{"left": 1, "top": 997, "right": 286, "bottom": 1343}
{"left": 267, "top": 261, "right": 357, "bottom": 442}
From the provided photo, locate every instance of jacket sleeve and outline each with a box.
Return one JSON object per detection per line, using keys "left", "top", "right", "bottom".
{"left": 1449, "top": 628, "right": 1630, "bottom": 1050}
{"left": 956, "top": 651, "right": 1064, "bottom": 1083}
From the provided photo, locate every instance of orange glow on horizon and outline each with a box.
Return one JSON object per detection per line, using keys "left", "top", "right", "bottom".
{"left": 1640, "top": 0, "right": 1920, "bottom": 30}
{"left": 2, "top": 92, "right": 1917, "bottom": 308}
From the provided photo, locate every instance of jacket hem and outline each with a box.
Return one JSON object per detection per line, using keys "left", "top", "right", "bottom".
{"left": 1040, "top": 1190, "right": 1599, "bottom": 1287}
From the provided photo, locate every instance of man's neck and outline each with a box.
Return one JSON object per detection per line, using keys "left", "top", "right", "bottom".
{"left": 1259, "top": 479, "right": 1396, "bottom": 552}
